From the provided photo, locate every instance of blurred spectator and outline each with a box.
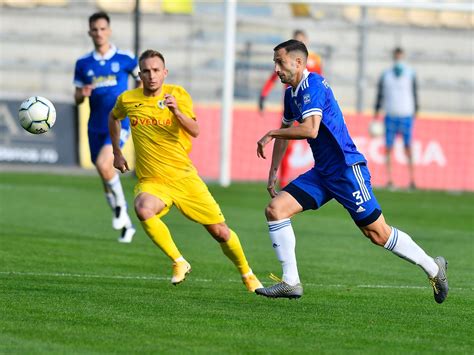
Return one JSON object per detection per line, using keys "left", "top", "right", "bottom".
{"left": 374, "top": 47, "right": 418, "bottom": 189}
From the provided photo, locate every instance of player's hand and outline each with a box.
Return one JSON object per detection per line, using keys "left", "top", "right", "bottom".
{"left": 82, "top": 85, "right": 93, "bottom": 98}
{"left": 164, "top": 94, "right": 179, "bottom": 114}
{"left": 257, "top": 133, "right": 273, "bottom": 159}
{"left": 113, "top": 153, "right": 129, "bottom": 174}
{"left": 267, "top": 172, "right": 278, "bottom": 198}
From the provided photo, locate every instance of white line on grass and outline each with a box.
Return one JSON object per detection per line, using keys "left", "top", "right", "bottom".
{"left": 1, "top": 271, "right": 471, "bottom": 291}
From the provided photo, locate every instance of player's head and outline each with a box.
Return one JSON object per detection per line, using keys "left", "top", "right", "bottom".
{"left": 292, "top": 29, "right": 308, "bottom": 45}
{"left": 88, "top": 12, "right": 111, "bottom": 48}
{"left": 139, "top": 50, "right": 168, "bottom": 94}
{"left": 393, "top": 47, "right": 404, "bottom": 61}
{"left": 273, "top": 39, "right": 308, "bottom": 86}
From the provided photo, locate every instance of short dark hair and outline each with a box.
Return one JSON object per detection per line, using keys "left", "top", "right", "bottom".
{"left": 293, "top": 29, "right": 306, "bottom": 38}
{"left": 393, "top": 47, "right": 404, "bottom": 56}
{"left": 89, "top": 12, "right": 110, "bottom": 27}
{"left": 139, "top": 49, "right": 166, "bottom": 68}
{"left": 274, "top": 39, "right": 308, "bottom": 59}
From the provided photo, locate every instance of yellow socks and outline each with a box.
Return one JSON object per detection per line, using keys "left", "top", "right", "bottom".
{"left": 220, "top": 229, "right": 251, "bottom": 275}
{"left": 141, "top": 216, "right": 181, "bottom": 261}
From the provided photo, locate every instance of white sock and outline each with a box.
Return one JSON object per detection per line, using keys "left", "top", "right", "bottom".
{"left": 267, "top": 219, "right": 300, "bottom": 285}
{"left": 105, "top": 192, "right": 115, "bottom": 210}
{"left": 105, "top": 174, "right": 126, "bottom": 207}
{"left": 384, "top": 227, "right": 439, "bottom": 278}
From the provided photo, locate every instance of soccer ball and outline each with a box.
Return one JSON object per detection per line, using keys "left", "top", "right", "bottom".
{"left": 368, "top": 120, "right": 385, "bottom": 137}
{"left": 18, "top": 96, "right": 56, "bottom": 134}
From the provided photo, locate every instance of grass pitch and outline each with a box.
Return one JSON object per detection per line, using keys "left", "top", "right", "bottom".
{"left": 1, "top": 172, "right": 473, "bottom": 354}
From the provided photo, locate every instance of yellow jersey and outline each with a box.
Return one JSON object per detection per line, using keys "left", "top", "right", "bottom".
{"left": 112, "top": 84, "right": 197, "bottom": 182}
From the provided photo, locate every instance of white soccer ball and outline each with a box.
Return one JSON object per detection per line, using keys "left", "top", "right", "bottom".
{"left": 18, "top": 96, "right": 56, "bottom": 134}
{"left": 368, "top": 120, "right": 384, "bottom": 137}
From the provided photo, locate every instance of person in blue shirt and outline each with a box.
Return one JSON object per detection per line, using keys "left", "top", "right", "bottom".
{"left": 74, "top": 12, "right": 139, "bottom": 243}
{"left": 255, "top": 40, "right": 448, "bottom": 303}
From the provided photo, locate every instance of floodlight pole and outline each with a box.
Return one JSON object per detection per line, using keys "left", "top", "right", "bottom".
{"left": 356, "top": 5, "right": 368, "bottom": 114}
{"left": 219, "top": 0, "right": 237, "bottom": 187}
{"left": 134, "top": 0, "right": 141, "bottom": 58}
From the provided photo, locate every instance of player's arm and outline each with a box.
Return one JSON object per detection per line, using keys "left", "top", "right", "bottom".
{"left": 257, "top": 115, "right": 321, "bottom": 159}
{"left": 413, "top": 74, "right": 419, "bottom": 118}
{"left": 164, "top": 94, "right": 199, "bottom": 137}
{"left": 266, "top": 122, "right": 291, "bottom": 197}
{"left": 108, "top": 109, "right": 129, "bottom": 173}
{"left": 74, "top": 86, "right": 93, "bottom": 105}
{"left": 374, "top": 75, "right": 384, "bottom": 119}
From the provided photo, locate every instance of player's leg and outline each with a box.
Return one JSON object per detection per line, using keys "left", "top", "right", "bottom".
{"left": 384, "top": 115, "right": 396, "bottom": 188}
{"left": 337, "top": 163, "right": 448, "bottom": 303}
{"left": 256, "top": 169, "right": 331, "bottom": 299}
{"left": 89, "top": 131, "right": 135, "bottom": 242}
{"left": 204, "top": 223, "right": 263, "bottom": 292}
{"left": 134, "top": 187, "right": 190, "bottom": 285}
{"left": 360, "top": 215, "right": 448, "bottom": 303}
{"left": 173, "top": 174, "right": 261, "bottom": 291}
{"left": 402, "top": 116, "right": 415, "bottom": 189}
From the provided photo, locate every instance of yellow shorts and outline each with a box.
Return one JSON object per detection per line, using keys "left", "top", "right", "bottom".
{"left": 134, "top": 173, "right": 225, "bottom": 225}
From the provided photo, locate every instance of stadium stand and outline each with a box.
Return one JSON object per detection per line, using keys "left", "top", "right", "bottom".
{"left": 0, "top": 2, "right": 472, "bottom": 114}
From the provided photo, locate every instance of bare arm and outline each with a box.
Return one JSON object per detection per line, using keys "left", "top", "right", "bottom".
{"left": 164, "top": 94, "right": 200, "bottom": 137}
{"left": 74, "top": 86, "right": 93, "bottom": 105}
{"left": 267, "top": 135, "right": 289, "bottom": 197}
{"left": 257, "top": 115, "right": 321, "bottom": 159}
{"left": 108, "top": 112, "right": 129, "bottom": 173}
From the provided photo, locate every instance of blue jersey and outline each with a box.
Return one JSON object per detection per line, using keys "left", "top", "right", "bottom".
{"left": 74, "top": 45, "right": 139, "bottom": 133}
{"left": 283, "top": 70, "right": 366, "bottom": 176}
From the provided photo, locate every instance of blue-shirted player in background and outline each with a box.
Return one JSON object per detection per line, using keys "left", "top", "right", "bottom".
{"left": 255, "top": 40, "right": 448, "bottom": 303}
{"left": 74, "top": 12, "right": 139, "bottom": 243}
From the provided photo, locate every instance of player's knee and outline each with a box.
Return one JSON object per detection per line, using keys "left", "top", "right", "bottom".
{"left": 265, "top": 202, "right": 284, "bottom": 221}
{"left": 361, "top": 228, "right": 388, "bottom": 246}
{"left": 134, "top": 201, "right": 155, "bottom": 221}
{"left": 206, "top": 223, "right": 230, "bottom": 242}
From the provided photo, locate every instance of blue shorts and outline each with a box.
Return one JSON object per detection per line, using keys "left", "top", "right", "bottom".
{"left": 385, "top": 115, "right": 414, "bottom": 148}
{"left": 283, "top": 163, "right": 382, "bottom": 227}
{"left": 88, "top": 127, "right": 130, "bottom": 163}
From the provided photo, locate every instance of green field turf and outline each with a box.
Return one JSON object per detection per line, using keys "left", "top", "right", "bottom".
{"left": 1, "top": 172, "right": 473, "bottom": 354}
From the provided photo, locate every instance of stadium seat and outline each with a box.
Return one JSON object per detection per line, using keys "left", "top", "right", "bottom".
{"left": 96, "top": 0, "right": 135, "bottom": 13}
{"left": 37, "top": 0, "right": 68, "bottom": 6}
{"left": 342, "top": 6, "right": 361, "bottom": 23}
{"left": 3, "top": 0, "right": 36, "bottom": 7}
{"left": 408, "top": 9, "right": 439, "bottom": 27}
{"left": 373, "top": 8, "right": 409, "bottom": 25}
{"left": 439, "top": 11, "right": 473, "bottom": 29}
{"left": 290, "top": 3, "right": 311, "bottom": 17}
{"left": 140, "top": 0, "right": 161, "bottom": 14}
{"left": 161, "top": 0, "right": 193, "bottom": 15}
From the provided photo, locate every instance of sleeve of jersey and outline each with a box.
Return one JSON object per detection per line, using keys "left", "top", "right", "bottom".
{"left": 301, "top": 80, "right": 324, "bottom": 120}
{"left": 281, "top": 90, "right": 294, "bottom": 125}
{"left": 112, "top": 94, "right": 127, "bottom": 120}
{"left": 127, "top": 56, "right": 140, "bottom": 81}
{"left": 73, "top": 61, "right": 85, "bottom": 88}
{"left": 176, "top": 87, "right": 196, "bottom": 120}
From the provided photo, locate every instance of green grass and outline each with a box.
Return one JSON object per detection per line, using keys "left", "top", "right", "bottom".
{"left": 0, "top": 172, "right": 473, "bottom": 354}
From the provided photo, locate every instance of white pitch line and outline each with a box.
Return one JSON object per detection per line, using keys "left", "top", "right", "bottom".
{"left": 1, "top": 271, "right": 472, "bottom": 291}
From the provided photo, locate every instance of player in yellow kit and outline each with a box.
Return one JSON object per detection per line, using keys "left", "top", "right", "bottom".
{"left": 108, "top": 49, "right": 262, "bottom": 292}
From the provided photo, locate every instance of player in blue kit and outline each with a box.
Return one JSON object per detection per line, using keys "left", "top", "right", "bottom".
{"left": 255, "top": 40, "right": 448, "bottom": 303}
{"left": 74, "top": 12, "right": 139, "bottom": 243}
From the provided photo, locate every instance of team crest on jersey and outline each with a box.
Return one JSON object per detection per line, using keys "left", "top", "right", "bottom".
{"left": 86, "top": 69, "right": 94, "bottom": 77}
{"left": 303, "top": 94, "right": 311, "bottom": 104}
{"left": 111, "top": 62, "right": 120, "bottom": 73}
{"left": 157, "top": 100, "right": 166, "bottom": 109}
